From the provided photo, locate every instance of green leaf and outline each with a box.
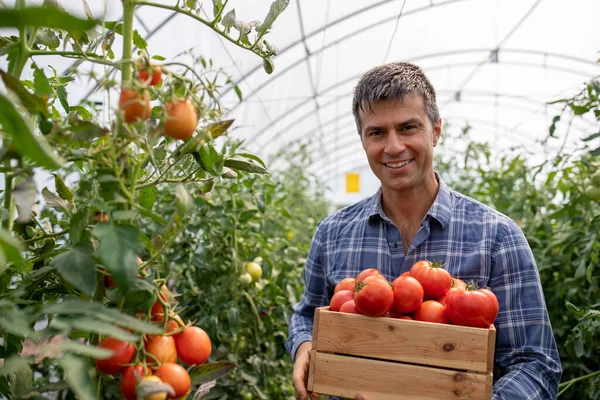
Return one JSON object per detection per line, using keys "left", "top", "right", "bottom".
{"left": 224, "top": 158, "right": 269, "bottom": 174}
{"left": 256, "top": 0, "right": 289, "bottom": 34}
{"left": 582, "top": 132, "right": 600, "bottom": 142}
{"left": 0, "top": 355, "right": 31, "bottom": 376}
{"left": 0, "top": 92, "right": 63, "bottom": 170}
{"left": 59, "top": 355, "right": 96, "bottom": 400}
{"left": 51, "top": 242, "right": 96, "bottom": 295}
{"left": 188, "top": 362, "right": 237, "bottom": 386}
{"left": 42, "top": 187, "right": 70, "bottom": 212}
{"left": 69, "top": 209, "right": 90, "bottom": 244}
{"left": 70, "top": 105, "right": 93, "bottom": 120}
{"left": 93, "top": 224, "right": 141, "bottom": 293}
{"left": 0, "top": 306, "right": 32, "bottom": 336}
{"left": 151, "top": 55, "right": 166, "bottom": 61}
{"left": 42, "top": 300, "right": 163, "bottom": 334}
{"left": 0, "top": 7, "right": 98, "bottom": 32}
{"left": 139, "top": 186, "right": 157, "bottom": 210}
{"left": 0, "top": 229, "right": 25, "bottom": 272}
{"left": 33, "top": 65, "right": 52, "bottom": 97}
{"left": 232, "top": 153, "right": 267, "bottom": 169}
{"left": 233, "top": 84, "right": 243, "bottom": 102}
{"left": 58, "top": 317, "right": 139, "bottom": 342}
{"left": 263, "top": 57, "right": 274, "bottom": 74}
{"left": 60, "top": 341, "right": 114, "bottom": 359}
{"left": 134, "top": 204, "right": 168, "bottom": 225}
{"left": 591, "top": 147, "right": 600, "bottom": 157}
{"left": 206, "top": 119, "right": 234, "bottom": 140}
{"left": 56, "top": 85, "right": 69, "bottom": 113}
{"left": 35, "top": 29, "right": 60, "bottom": 49}
{"left": 54, "top": 174, "right": 73, "bottom": 201}
{"left": 197, "top": 144, "right": 224, "bottom": 176}
{"left": 570, "top": 104, "right": 589, "bottom": 116}
{"left": 133, "top": 30, "right": 147, "bottom": 50}
{"left": 0, "top": 68, "right": 50, "bottom": 115}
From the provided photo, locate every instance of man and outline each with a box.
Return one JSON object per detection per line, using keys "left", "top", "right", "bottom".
{"left": 285, "top": 62, "right": 562, "bottom": 400}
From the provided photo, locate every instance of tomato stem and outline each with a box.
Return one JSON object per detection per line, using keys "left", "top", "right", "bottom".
{"left": 121, "top": 0, "right": 136, "bottom": 83}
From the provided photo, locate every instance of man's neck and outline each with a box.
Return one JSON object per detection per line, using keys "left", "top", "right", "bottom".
{"left": 381, "top": 174, "right": 439, "bottom": 226}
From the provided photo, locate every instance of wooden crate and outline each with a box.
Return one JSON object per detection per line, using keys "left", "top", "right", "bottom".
{"left": 307, "top": 307, "right": 496, "bottom": 400}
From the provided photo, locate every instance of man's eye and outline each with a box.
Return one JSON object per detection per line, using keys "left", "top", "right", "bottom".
{"left": 370, "top": 130, "right": 383, "bottom": 136}
{"left": 403, "top": 125, "right": 416, "bottom": 131}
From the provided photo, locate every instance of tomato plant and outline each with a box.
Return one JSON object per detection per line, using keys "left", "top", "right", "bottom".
{"left": 445, "top": 283, "right": 499, "bottom": 328}
{"left": 409, "top": 260, "right": 453, "bottom": 298}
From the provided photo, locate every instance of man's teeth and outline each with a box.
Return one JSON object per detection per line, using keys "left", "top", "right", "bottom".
{"left": 385, "top": 160, "right": 412, "bottom": 168}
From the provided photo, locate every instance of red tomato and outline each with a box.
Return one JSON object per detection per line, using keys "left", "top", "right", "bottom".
{"left": 356, "top": 268, "right": 381, "bottom": 281}
{"left": 446, "top": 285, "right": 499, "bottom": 328}
{"left": 329, "top": 290, "right": 356, "bottom": 312}
{"left": 94, "top": 337, "right": 135, "bottom": 375}
{"left": 409, "top": 260, "right": 453, "bottom": 298}
{"left": 174, "top": 326, "right": 212, "bottom": 365}
{"left": 163, "top": 100, "right": 198, "bottom": 140}
{"left": 339, "top": 300, "right": 363, "bottom": 314}
{"left": 452, "top": 278, "right": 468, "bottom": 289}
{"left": 400, "top": 271, "right": 411, "bottom": 277}
{"left": 334, "top": 277, "right": 357, "bottom": 293}
{"left": 436, "top": 286, "right": 465, "bottom": 306}
{"left": 152, "top": 313, "right": 185, "bottom": 333}
{"left": 138, "top": 62, "right": 162, "bottom": 86}
{"left": 121, "top": 364, "right": 152, "bottom": 400}
{"left": 391, "top": 275, "right": 424, "bottom": 314}
{"left": 119, "top": 88, "right": 151, "bottom": 123}
{"left": 414, "top": 300, "right": 449, "bottom": 324}
{"left": 145, "top": 335, "right": 178, "bottom": 366}
{"left": 150, "top": 285, "right": 170, "bottom": 317}
{"left": 354, "top": 275, "right": 394, "bottom": 316}
{"left": 154, "top": 363, "right": 191, "bottom": 398}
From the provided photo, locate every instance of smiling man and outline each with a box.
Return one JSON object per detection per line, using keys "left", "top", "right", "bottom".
{"left": 285, "top": 62, "right": 562, "bottom": 400}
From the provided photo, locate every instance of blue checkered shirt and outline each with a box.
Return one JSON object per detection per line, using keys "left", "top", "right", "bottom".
{"left": 286, "top": 175, "right": 561, "bottom": 399}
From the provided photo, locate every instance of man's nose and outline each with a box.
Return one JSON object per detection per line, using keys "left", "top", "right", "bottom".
{"left": 384, "top": 132, "right": 405, "bottom": 155}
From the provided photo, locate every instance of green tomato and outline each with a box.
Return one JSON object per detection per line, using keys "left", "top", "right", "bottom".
{"left": 584, "top": 185, "right": 600, "bottom": 201}
{"left": 246, "top": 262, "right": 263, "bottom": 282}
{"left": 243, "top": 393, "right": 253, "bottom": 400}
{"left": 591, "top": 170, "right": 600, "bottom": 186}
{"left": 238, "top": 272, "right": 253, "bottom": 285}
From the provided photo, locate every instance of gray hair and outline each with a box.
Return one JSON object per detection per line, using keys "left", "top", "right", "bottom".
{"left": 352, "top": 62, "right": 440, "bottom": 135}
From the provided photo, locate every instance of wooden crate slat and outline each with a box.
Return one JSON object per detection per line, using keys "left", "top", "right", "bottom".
{"left": 310, "top": 350, "right": 493, "bottom": 400}
{"left": 312, "top": 308, "right": 493, "bottom": 373}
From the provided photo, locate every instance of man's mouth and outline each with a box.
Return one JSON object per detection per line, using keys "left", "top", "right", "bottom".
{"left": 383, "top": 159, "right": 413, "bottom": 168}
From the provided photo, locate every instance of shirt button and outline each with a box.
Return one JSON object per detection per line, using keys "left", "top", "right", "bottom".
{"left": 394, "top": 242, "right": 398, "bottom": 248}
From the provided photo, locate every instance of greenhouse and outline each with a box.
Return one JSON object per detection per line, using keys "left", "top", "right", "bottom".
{"left": 0, "top": 0, "right": 599, "bottom": 399}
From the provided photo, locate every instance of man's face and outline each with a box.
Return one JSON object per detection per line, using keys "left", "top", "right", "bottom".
{"left": 359, "top": 96, "right": 441, "bottom": 194}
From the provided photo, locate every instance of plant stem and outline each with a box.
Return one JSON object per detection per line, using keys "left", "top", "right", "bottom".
{"left": 29, "top": 50, "right": 117, "bottom": 67}
{"left": 558, "top": 369, "right": 600, "bottom": 390}
{"left": 134, "top": 0, "right": 265, "bottom": 58}
{"left": 121, "top": 0, "right": 136, "bottom": 83}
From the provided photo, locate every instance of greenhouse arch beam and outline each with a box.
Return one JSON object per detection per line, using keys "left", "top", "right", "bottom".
{"left": 249, "top": 56, "right": 597, "bottom": 146}
{"left": 220, "top": 0, "right": 468, "bottom": 99}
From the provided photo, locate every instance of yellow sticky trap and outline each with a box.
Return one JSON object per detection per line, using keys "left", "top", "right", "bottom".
{"left": 346, "top": 172, "right": 360, "bottom": 193}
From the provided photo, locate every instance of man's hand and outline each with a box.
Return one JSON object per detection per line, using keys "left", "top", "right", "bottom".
{"left": 355, "top": 394, "right": 371, "bottom": 400}
{"left": 292, "top": 341, "right": 318, "bottom": 400}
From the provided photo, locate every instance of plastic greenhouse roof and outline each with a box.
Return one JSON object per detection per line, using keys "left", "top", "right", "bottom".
{"left": 3, "top": 0, "right": 600, "bottom": 201}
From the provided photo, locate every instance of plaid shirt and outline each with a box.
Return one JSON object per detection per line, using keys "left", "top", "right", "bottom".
{"left": 286, "top": 174, "right": 561, "bottom": 400}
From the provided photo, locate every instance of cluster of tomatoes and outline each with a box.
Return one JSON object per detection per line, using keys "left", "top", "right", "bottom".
{"left": 118, "top": 60, "right": 199, "bottom": 141}
{"left": 585, "top": 170, "right": 600, "bottom": 201}
{"left": 99, "top": 263, "right": 211, "bottom": 399}
{"left": 330, "top": 260, "right": 499, "bottom": 329}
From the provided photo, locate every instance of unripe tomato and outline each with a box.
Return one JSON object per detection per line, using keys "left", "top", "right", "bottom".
{"left": 138, "top": 62, "right": 162, "bottom": 86}
{"left": 154, "top": 363, "right": 191, "bottom": 398}
{"left": 163, "top": 100, "right": 198, "bottom": 140}
{"left": 239, "top": 272, "right": 253, "bottom": 285}
{"left": 246, "top": 262, "right": 262, "bottom": 282}
{"left": 591, "top": 170, "right": 600, "bottom": 186}
{"left": 174, "top": 326, "right": 212, "bottom": 365}
{"left": 145, "top": 335, "right": 177, "bottom": 366}
{"left": 140, "top": 376, "right": 167, "bottom": 400}
{"left": 119, "top": 88, "right": 151, "bottom": 123}
{"left": 94, "top": 337, "right": 135, "bottom": 375}
{"left": 584, "top": 185, "right": 600, "bottom": 201}
{"left": 121, "top": 364, "right": 152, "bottom": 400}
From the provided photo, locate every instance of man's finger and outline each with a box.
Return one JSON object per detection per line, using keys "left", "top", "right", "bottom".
{"left": 292, "top": 368, "right": 308, "bottom": 400}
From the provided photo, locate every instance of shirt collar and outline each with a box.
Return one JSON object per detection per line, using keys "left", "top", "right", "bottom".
{"left": 366, "top": 172, "right": 453, "bottom": 229}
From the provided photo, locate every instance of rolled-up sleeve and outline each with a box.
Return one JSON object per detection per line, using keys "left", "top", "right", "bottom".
{"left": 286, "top": 221, "right": 331, "bottom": 361}
{"left": 490, "top": 221, "right": 562, "bottom": 399}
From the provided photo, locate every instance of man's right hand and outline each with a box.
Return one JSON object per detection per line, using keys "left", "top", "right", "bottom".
{"left": 292, "top": 341, "right": 318, "bottom": 400}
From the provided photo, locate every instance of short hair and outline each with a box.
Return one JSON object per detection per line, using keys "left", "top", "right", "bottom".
{"left": 352, "top": 62, "right": 440, "bottom": 134}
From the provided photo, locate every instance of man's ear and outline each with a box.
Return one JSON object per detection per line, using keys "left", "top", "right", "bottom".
{"left": 432, "top": 119, "right": 442, "bottom": 147}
